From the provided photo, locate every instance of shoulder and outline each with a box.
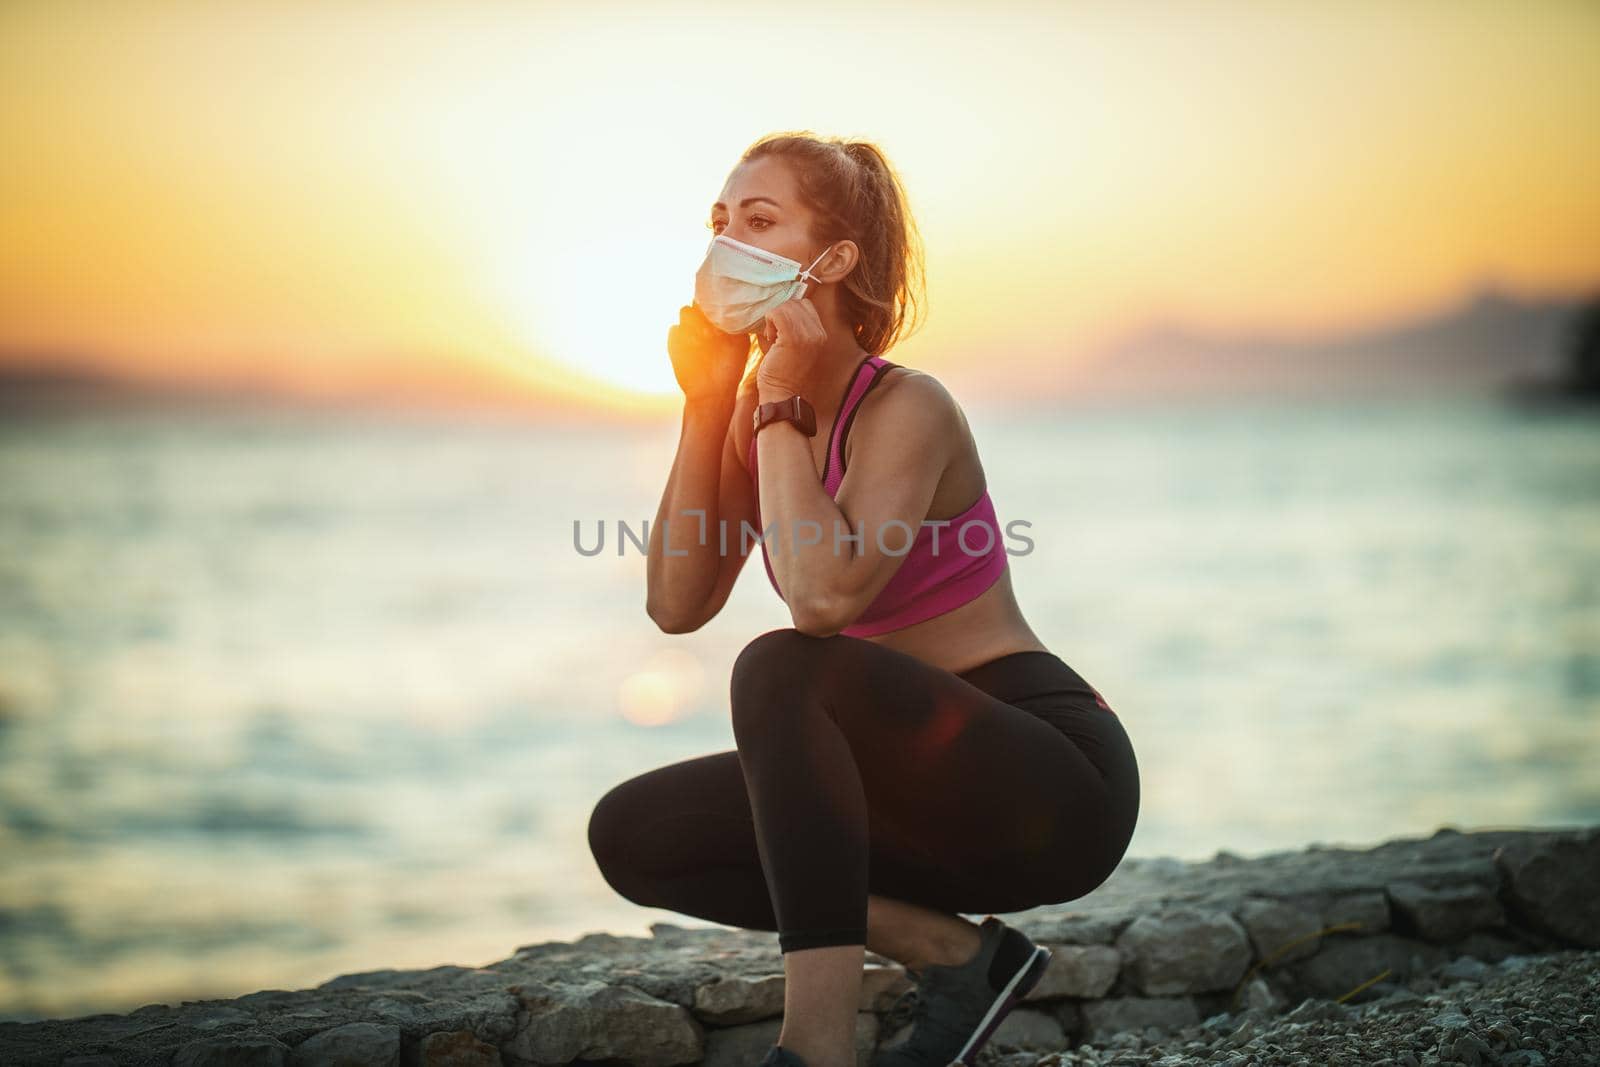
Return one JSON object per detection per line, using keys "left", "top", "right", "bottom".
{"left": 844, "top": 363, "right": 966, "bottom": 462}
{"left": 862, "top": 364, "right": 963, "bottom": 430}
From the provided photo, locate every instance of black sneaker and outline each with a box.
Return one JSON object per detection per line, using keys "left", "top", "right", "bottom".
{"left": 759, "top": 1044, "right": 811, "bottom": 1067}
{"left": 872, "top": 915, "right": 1052, "bottom": 1067}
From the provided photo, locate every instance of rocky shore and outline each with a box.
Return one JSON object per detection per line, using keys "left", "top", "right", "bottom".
{"left": 3, "top": 824, "right": 1596, "bottom": 1067}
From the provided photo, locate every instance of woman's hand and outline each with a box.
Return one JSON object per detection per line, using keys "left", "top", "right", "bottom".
{"left": 668, "top": 303, "right": 751, "bottom": 404}
{"left": 754, "top": 296, "right": 828, "bottom": 396}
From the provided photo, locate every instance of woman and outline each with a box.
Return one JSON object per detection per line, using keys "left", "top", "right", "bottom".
{"left": 587, "top": 132, "right": 1140, "bottom": 1067}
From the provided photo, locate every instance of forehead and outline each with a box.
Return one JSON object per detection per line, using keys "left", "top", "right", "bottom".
{"left": 714, "top": 156, "right": 801, "bottom": 211}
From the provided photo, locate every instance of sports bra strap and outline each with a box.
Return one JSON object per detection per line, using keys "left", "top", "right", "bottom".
{"left": 824, "top": 355, "right": 895, "bottom": 495}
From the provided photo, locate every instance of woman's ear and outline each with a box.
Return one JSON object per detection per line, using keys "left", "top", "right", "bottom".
{"left": 826, "top": 240, "right": 859, "bottom": 284}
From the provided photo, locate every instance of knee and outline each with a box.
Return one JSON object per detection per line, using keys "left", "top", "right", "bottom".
{"left": 586, "top": 782, "right": 654, "bottom": 904}
{"left": 729, "top": 627, "right": 835, "bottom": 734}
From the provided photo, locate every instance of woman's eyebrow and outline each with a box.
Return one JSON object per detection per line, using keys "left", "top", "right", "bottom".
{"left": 710, "top": 196, "right": 782, "bottom": 211}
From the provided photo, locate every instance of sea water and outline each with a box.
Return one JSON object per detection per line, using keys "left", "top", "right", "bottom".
{"left": 1, "top": 392, "right": 1596, "bottom": 1020}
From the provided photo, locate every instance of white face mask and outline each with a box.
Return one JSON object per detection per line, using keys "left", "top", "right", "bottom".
{"left": 693, "top": 234, "right": 835, "bottom": 335}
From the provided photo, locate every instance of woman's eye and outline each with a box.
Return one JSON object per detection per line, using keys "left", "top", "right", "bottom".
{"left": 706, "top": 216, "right": 769, "bottom": 234}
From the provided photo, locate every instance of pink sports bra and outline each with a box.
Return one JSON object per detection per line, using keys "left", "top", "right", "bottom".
{"left": 746, "top": 354, "right": 1008, "bottom": 637}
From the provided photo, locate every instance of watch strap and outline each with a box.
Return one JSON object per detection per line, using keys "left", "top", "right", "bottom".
{"left": 753, "top": 394, "right": 817, "bottom": 437}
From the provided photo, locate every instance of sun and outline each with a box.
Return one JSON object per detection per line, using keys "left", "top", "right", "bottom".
{"left": 411, "top": 83, "right": 733, "bottom": 402}
{"left": 491, "top": 222, "right": 712, "bottom": 398}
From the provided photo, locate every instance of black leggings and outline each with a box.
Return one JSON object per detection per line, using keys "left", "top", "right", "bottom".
{"left": 587, "top": 628, "right": 1140, "bottom": 954}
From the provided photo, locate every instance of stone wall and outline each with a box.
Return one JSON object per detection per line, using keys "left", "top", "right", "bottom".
{"left": 2, "top": 824, "right": 1596, "bottom": 1067}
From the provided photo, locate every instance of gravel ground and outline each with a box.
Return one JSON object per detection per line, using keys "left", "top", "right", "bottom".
{"left": 1004, "top": 949, "right": 1600, "bottom": 1067}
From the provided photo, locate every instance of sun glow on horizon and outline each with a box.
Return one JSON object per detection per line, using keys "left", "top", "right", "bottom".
{"left": 2, "top": 0, "right": 1596, "bottom": 412}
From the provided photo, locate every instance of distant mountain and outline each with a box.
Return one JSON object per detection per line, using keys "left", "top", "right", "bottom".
{"left": 0, "top": 361, "right": 266, "bottom": 411}
{"left": 1063, "top": 284, "right": 1594, "bottom": 400}
{"left": 0, "top": 352, "right": 626, "bottom": 423}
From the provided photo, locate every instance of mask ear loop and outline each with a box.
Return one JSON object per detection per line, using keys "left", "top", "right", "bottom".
{"left": 798, "top": 243, "right": 834, "bottom": 283}
{"left": 795, "top": 243, "right": 836, "bottom": 299}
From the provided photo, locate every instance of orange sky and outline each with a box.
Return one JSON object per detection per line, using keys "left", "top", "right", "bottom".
{"left": 2, "top": 0, "right": 1597, "bottom": 416}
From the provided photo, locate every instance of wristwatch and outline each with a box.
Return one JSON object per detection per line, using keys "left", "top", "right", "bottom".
{"left": 753, "top": 394, "right": 817, "bottom": 438}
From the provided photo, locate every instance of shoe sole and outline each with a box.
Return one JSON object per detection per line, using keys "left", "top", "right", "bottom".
{"left": 947, "top": 940, "right": 1053, "bottom": 1066}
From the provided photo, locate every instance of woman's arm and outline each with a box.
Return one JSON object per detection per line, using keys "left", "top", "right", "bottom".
{"left": 644, "top": 391, "right": 760, "bottom": 633}
{"left": 646, "top": 305, "right": 761, "bottom": 632}
{"left": 755, "top": 371, "right": 962, "bottom": 636}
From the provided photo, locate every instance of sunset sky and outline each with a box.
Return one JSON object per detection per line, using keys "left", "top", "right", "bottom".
{"left": 2, "top": 0, "right": 1597, "bottom": 415}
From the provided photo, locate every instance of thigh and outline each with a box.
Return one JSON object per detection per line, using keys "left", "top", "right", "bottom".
{"left": 735, "top": 630, "right": 1113, "bottom": 905}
